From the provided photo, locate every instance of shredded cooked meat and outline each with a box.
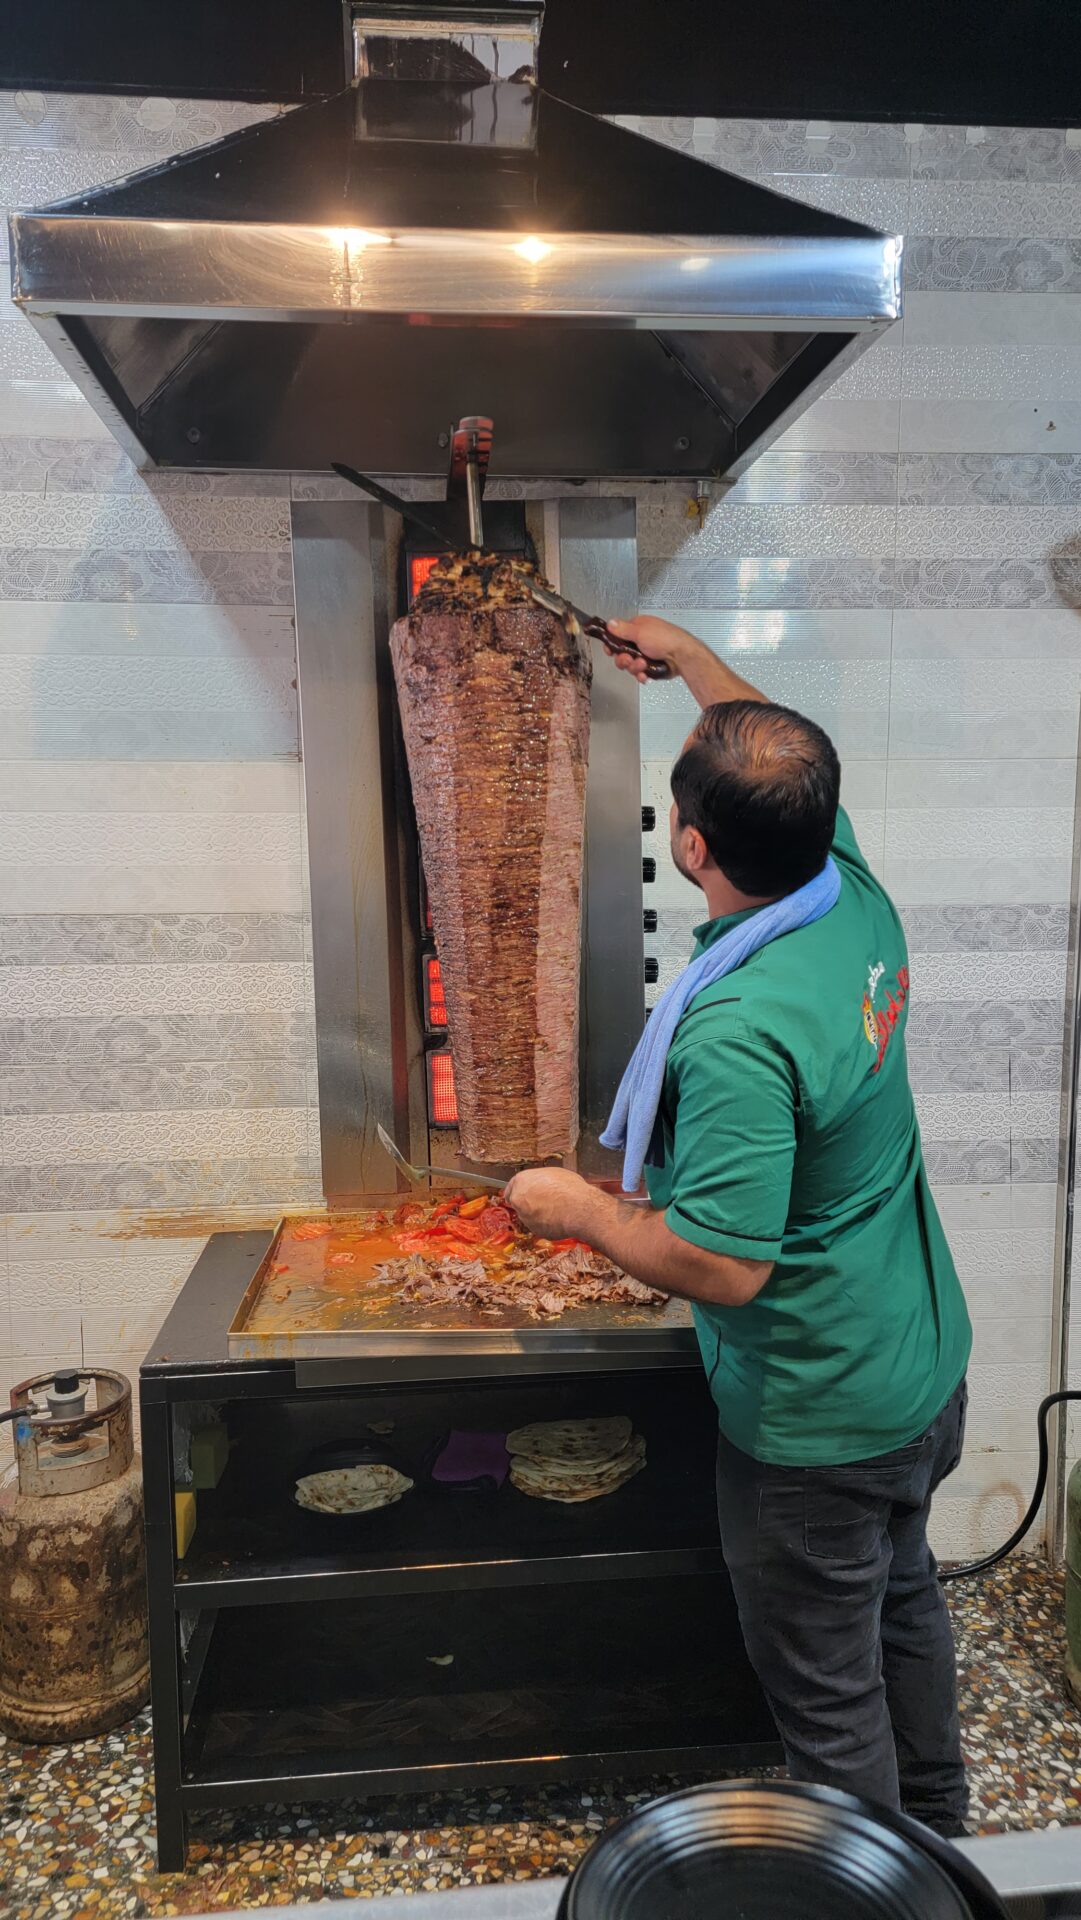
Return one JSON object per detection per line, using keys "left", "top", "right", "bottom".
{"left": 375, "top": 1247, "right": 667, "bottom": 1321}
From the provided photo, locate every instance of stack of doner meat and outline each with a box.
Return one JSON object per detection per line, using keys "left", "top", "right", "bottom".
{"left": 507, "top": 1417, "right": 646, "bottom": 1503}
{"left": 391, "top": 554, "right": 592, "bottom": 1163}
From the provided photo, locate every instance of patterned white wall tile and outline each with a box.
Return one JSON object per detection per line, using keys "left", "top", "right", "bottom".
{"left": 0, "top": 858, "right": 304, "bottom": 916}
{"left": 1009, "top": 1090, "right": 1062, "bottom": 1136}
{"left": 901, "top": 453, "right": 1081, "bottom": 507}
{"left": 896, "top": 505, "right": 1081, "bottom": 559}
{"left": 915, "top": 1092, "right": 1010, "bottom": 1139}
{"left": 1, "top": 1158, "right": 323, "bottom": 1213}
{"left": 0, "top": 92, "right": 279, "bottom": 152}
{"left": 3, "top": 1107, "right": 309, "bottom": 1165}
{"left": 929, "top": 1494, "right": 1040, "bottom": 1562}
{"left": 10, "top": 1304, "right": 81, "bottom": 1357}
{"left": 0, "top": 761, "right": 301, "bottom": 812}
{"left": 622, "top": 115, "right": 912, "bottom": 180}
{"left": 957, "top": 1275, "right": 1055, "bottom": 1323}
{"left": 0, "top": 599, "right": 294, "bottom": 659}
{"left": 910, "top": 124, "right": 1081, "bottom": 184}
{"left": 0, "top": 655, "right": 296, "bottom": 713}
{"left": 908, "top": 952, "right": 1066, "bottom": 998}
{"left": 0, "top": 1009, "right": 314, "bottom": 1069}
{"left": 717, "top": 454, "right": 898, "bottom": 508}
{"left": 767, "top": 175, "right": 909, "bottom": 231}
{"left": 0, "top": 147, "right": 168, "bottom": 248}
{"left": 886, "top": 761, "right": 1078, "bottom": 808}
{"left": 901, "top": 346, "right": 1081, "bottom": 402}
{"left": 2, "top": 1060, "right": 308, "bottom": 1116}
{"left": 4, "top": 1208, "right": 269, "bottom": 1264}
{"left": 0, "top": 912, "right": 305, "bottom": 966}
{"left": 909, "top": 181, "right": 1081, "bottom": 236}
{"left": 884, "top": 808, "right": 1074, "bottom": 859}
{"left": 0, "top": 492, "right": 289, "bottom": 552}
{"left": 2, "top": 961, "right": 308, "bottom": 1018}
{"left": 930, "top": 1183, "right": 1014, "bottom": 1228}
{"left": 662, "top": 608, "right": 893, "bottom": 660}
{"left": 0, "top": 379, "right": 115, "bottom": 440}
{"left": 885, "top": 856, "right": 1073, "bottom": 909}
{"left": 888, "top": 710, "right": 1081, "bottom": 759}
{"left": 638, "top": 500, "right": 898, "bottom": 560}
{"left": 0, "top": 321, "right": 68, "bottom": 382}
{"left": 772, "top": 397, "right": 902, "bottom": 453}
{"left": 945, "top": 1230, "right": 1056, "bottom": 1279}
{"left": 1, "top": 811, "right": 301, "bottom": 864}
{"left": 0, "top": 707, "right": 299, "bottom": 762}
{"left": 899, "top": 399, "right": 1081, "bottom": 455}
{"left": 890, "top": 658, "right": 1081, "bottom": 710}
{"left": 0, "top": 549, "right": 292, "bottom": 604}
{"left": 904, "top": 290, "right": 1081, "bottom": 348}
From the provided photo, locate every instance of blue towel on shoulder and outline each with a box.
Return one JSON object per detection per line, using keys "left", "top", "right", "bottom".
{"left": 600, "top": 856, "right": 842, "bottom": 1193}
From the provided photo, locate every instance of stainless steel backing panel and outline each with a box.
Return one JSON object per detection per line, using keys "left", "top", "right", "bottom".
{"left": 556, "top": 499, "right": 643, "bottom": 1174}
{"left": 292, "top": 500, "right": 412, "bottom": 1202}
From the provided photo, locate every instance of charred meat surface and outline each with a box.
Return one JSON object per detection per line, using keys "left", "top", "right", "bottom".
{"left": 391, "top": 553, "right": 592, "bottom": 1162}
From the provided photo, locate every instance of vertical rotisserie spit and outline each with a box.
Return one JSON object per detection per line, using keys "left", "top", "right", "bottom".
{"left": 390, "top": 554, "right": 592, "bottom": 1163}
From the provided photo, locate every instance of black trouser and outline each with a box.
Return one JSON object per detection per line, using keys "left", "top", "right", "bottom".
{"left": 715, "top": 1378, "right": 968, "bottom": 1836}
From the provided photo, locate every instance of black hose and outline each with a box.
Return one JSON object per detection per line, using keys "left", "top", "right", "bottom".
{"left": 940, "top": 1388, "right": 1081, "bottom": 1582}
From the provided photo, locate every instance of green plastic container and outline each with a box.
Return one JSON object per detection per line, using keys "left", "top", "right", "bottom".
{"left": 1066, "top": 1457, "right": 1081, "bottom": 1704}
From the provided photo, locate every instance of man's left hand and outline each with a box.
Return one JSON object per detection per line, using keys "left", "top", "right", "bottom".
{"left": 503, "top": 1167, "right": 594, "bottom": 1242}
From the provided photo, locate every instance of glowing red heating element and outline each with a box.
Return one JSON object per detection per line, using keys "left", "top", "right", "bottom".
{"left": 409, "top": 553, "right": 441, "bottom": 600}
{"left": 425, "top": 956, "right": 448, "bottom": 1026}
{"left": 427, "top": 1049, "right": 459, "bottom": 1126}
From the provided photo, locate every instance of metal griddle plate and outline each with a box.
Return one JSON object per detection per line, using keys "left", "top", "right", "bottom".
{"left": 227, "top": 1202, "right": 693, "bottom": 1360}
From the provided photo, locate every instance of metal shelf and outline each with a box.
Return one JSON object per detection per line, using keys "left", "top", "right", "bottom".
{"left": 178, "top": 1579, "right": 780, "bottom": 1810}
{"left": 174, "top": 1402, "right": 726, "bottom": 1608}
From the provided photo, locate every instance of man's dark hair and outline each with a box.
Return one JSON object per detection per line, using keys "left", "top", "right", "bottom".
{"left": 671, "top": 700, "right": 841, "bottom": 897}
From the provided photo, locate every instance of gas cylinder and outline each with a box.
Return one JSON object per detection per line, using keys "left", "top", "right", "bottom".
{"left": 0, "top": 1368, "right": 150, "bottom": 1741}
{"left": 1066, "top": 1455, "right": 1081, "bottom": 1705}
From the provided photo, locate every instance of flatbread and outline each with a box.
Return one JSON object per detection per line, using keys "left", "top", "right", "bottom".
{"left": 509, "top": 1436, "right": 645, "bottom": 1490}
{"left": 510, "top": 1443, "right": 648, "bottom": 1482}
{"left": 294, "top": 1464, "right": 413, "bottom": 1514}
{"left": 296, "top": 1487, "right": 406, "bottom": 1515}
{"left": 506, "top": 1417, "right": 633, "bottom": 1467}
{"left": 511, "top": 1456, "right": 646, "bottom": 1503}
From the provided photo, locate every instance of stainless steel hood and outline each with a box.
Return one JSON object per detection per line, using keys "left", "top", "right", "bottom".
{"left": 7, "top": 5, "right": 901, "bottom": 478}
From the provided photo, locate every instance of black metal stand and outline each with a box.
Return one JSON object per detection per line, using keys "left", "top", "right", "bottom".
{"left": 141, "top": 1233, "right": 780, "bottom": 1872}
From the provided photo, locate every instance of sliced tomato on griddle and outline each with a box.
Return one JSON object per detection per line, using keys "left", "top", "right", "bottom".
{"left": 476, "top": 1204, "right": 515, "bottom": 1239}
{"left": 391, "top": 1201, "right": 428, "bottom": 1227}
{"left": 396, "top": 1229, "right": 440, "bottom": 1255}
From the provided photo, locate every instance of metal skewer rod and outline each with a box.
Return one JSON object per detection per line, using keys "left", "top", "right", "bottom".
{"left": 465, "top": 455, "right": 484, "bottom": 548}
{"left": 376, "top": 1122, "right": 505, "bottom": 1190}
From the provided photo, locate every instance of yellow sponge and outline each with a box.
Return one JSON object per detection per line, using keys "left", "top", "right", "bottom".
{"left": 191, "top": 1422, "right": 229, "bottom": 1490}
{"left": 175, "top": 1491, "right": 197, "bottom": 1560}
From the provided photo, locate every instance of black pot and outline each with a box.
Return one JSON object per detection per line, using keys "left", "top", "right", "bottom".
{"left": 556, "top": 1781, "right": 1008, "bottom": 1920}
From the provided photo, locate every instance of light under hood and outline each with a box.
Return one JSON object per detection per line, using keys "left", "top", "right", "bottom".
{"left": 8, "top": 79, "right": 901, "bottom": 477}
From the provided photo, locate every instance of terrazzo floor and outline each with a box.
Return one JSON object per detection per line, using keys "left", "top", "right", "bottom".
{"left": 1, "top": 1559, "right": 1078, "bottom": 1920}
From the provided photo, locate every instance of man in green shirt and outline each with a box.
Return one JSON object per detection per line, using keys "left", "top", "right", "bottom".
{"left": 506, "top": 615, "right": 973, "bottom": 1836}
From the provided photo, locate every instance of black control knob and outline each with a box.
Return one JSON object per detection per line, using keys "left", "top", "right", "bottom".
{"left": 642, "top": 806, "right": 656, "bottom": 832}
{"left": 642, "top": 857, "right": 657, "bottom": 884}
{"left": 643, "top": 909, "right": 658, "bottom": 933}
{"left": 644, "top": 958, "right": 660, "bottom": 984}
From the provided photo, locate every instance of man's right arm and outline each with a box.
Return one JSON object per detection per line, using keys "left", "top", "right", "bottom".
{"left": 607, "top": 615, "right": 769, "bottom": 710}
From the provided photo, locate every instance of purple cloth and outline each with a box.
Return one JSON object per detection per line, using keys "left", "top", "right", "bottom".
{"left": 431, "top": 1430, "right": 510, "bottom": 1487}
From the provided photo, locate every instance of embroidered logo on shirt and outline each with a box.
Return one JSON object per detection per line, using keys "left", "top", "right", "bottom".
{"left": 861, "top": 959, "right": 909, "bottom": 1075}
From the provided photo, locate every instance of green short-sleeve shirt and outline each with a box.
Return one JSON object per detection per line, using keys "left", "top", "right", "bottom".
{"left": 644, "top": 808, "right": 972, "bottom": 1466}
